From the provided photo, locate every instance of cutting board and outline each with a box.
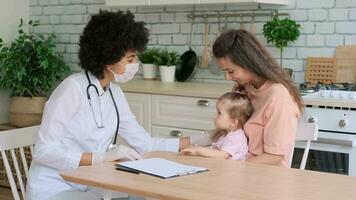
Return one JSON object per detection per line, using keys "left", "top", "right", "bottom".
{"left": 335, "top": 45, "right": 356, "bottom": 83}
{"left": 305, "top": 57, "right": 336, "bottom": 84}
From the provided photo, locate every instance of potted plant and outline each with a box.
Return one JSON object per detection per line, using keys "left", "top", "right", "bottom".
{"left": 263, "top": 17, "right": 301, "bottom": 70}
{"left": 154, "top": 49, "right": 180, "bottom": 82}
{"left": 138, "top": 48, "right": 159, "bottom": 80}
{"left": 0, "top": 19, "right": 70, "bottom": 127}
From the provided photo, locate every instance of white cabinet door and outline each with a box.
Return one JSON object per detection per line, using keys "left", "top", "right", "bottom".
{"left": 151, "top": 125, "right": 206, "bottom": 138}
{"left": 125, "top": 92, "right": 151, "bottom": 132}
{"left": 152, "top": 94, "right": 216, "bottom": 130}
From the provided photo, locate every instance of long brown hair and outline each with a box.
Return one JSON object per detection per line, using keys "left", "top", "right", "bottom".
{"left": 212, "top": 92, "right": 253, "bottom": 141}
{"left": 212, "top": 29, "right": 303, "bottom": 111}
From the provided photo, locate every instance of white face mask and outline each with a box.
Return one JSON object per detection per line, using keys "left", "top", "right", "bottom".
{"left": 107, "top": 63, "right": 139, "bottom": 83}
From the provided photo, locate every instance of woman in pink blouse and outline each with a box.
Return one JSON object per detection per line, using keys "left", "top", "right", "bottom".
{"left": 212, "top": 29, "right": 303, "bottom": 167}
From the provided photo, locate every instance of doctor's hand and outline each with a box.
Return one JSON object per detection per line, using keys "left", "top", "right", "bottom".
{"left": 92, "top": 145, "right": 143, "bottom": 165}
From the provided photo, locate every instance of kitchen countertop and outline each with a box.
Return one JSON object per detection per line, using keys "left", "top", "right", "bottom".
{"left": 119, "top": 79, "right": 233, "bottom": 99}
{"left": 121, "top": 80, "right": 356, "bottom": 108}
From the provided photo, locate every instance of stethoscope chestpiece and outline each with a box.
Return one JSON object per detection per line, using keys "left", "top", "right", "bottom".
{"left": 108, "top": 143, "right": 118, "bottom": 151}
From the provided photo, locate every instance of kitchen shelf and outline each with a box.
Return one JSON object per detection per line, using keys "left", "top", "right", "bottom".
{"left": 106, "top": 0, "right": 288, "bottom": 7}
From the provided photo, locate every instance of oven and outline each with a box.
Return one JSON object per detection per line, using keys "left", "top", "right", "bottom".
{"left": 291, "top": 87, "right": 356, "bottom": 176}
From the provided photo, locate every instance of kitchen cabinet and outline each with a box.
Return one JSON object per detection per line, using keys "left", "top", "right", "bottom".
{"left": 106, "top": 0, "right": 288, "bottom": 7}
{"left": 125, "top": 92, "right": 216, "bottom": 138}
{"left": 120, "top": 79, "right": 232, "bottom": 139}
{"left": 125, "top": 92, "right": 151, "bottom": 132}
{"left": 151, "top": 94, "right": 216, "bottom": 131}
{"left": 151, "top": 125, "right": 206, "bottom": 138}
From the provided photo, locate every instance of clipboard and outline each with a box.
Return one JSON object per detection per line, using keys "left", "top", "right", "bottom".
{"left": 115, "top": 165, "right": 140, "bottom": 174}
{"left": 115, "top": 158, "right": 208, "bottom": 179}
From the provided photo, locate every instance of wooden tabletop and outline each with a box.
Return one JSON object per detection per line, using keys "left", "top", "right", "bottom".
{"left": 60, "top": 151, "right": 356, "bottom": 200}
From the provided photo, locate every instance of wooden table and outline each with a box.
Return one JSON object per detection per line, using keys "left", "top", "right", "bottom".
{"left": 60, "top": 151, "right": 356, "bottom": 200}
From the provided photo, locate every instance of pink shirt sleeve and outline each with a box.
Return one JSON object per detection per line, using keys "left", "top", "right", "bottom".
{"left": 263, "top": 99, "right": 299, "bottom": 156}
{"left": 219, "top": 129, "right": 248, "bottom": 160}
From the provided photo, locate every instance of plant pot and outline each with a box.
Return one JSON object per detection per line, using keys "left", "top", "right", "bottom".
{"left": 142, "top": 63, "right": 157, "bottom": 80}
{"left": 283, "top": 68, "right": 294, "bottom": 79}
{"left": 159, "top": 65, "right": 176, "bottom": 82}
{"left": 9, "top": 96, "right": 47, "bottom": 127}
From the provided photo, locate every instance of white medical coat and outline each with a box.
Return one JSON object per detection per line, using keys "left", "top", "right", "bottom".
{"left": 26, "top": 72, "right": 179, "bottom": 200}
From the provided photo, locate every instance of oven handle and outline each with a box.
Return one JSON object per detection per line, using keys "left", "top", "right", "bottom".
{"left": 316, "top": 131, "right": 356, "bottom": 147}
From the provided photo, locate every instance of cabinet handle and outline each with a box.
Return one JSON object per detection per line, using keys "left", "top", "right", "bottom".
{"left": 197, "top": 100, "right": 209, "bottom": 107}
{"left": 170, "top": 130, "right": 183, "bottom": 137}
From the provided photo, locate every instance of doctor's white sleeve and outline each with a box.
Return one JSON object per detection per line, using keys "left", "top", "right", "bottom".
{"left": 33, "top": 80, "right": 83, "bottom": 171}
{"left": 117, "top": 93, "right": 180, "bottom": 154}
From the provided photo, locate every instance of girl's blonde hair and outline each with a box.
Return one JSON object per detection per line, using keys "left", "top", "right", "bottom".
{"left": 212, "top": 92, "right": 253, "bottom": 141}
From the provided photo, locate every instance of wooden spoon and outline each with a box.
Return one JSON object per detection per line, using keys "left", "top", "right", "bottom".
{"left": 201, "top": 16, "right": 210, "bottom": 68}
{"left": 250, "top": 14, "right": 256, "bottom": 35}
{"left": 240, "top": 15, "right": 244, "bottom": 30}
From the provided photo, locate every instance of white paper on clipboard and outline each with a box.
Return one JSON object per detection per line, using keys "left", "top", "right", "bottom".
{"left": 117, "top": 158, "right": 208, "bottom": 179}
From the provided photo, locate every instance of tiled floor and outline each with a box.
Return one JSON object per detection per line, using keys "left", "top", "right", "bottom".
{"left": 0, "top": 186, "right": 14, "bottom": 200}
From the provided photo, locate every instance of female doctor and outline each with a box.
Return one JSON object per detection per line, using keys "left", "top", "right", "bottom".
{"left": 26, "top": 10, "right": 192, "bottom": 200}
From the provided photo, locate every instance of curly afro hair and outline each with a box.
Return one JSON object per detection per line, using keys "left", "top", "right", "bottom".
{"left": 79, "top": 10, "right": 149, "bottom": 79}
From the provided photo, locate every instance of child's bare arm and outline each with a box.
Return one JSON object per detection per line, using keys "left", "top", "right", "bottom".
{"left": 181, "top": 146, "right": 230, "bottom": 159}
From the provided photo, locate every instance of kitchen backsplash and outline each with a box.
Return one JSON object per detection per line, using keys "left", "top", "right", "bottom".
{"left": 29, "top": 0, "right": 356, "bottom": 83}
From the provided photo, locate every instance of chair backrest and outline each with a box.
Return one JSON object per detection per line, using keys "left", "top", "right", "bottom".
{"left": 290, "top": 122, "right": 318, "bottom": 170}
{"left": 0, "top": 125, "right": 39, "bottom": 200}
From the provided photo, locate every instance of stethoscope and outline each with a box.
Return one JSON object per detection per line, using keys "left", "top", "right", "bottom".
{"left": 85, "top": 71, "right": 119, "bottom": 150}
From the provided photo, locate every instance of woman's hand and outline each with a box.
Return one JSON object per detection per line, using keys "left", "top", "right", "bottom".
{"left": 247, "top": 153, "right": 284, "bottom": 166}
{"left": 232, "top": 83, "right": 247, "bottom": 94}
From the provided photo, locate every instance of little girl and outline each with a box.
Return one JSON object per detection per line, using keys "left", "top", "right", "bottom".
{"left": 181, "top": 92, "right": 253, "bottom": 160}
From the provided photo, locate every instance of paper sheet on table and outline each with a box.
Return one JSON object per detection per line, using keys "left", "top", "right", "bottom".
{"left": 116, "top": 157, "right": 208, "bottom": 179}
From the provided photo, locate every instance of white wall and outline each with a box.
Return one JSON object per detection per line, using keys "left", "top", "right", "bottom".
{"left": 0, "top": 0, "right": 29, "bottom": 123}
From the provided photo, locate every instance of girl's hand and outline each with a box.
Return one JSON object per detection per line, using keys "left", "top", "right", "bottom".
{"left": 180, "top": 146, "right": 200, "bottom": 156}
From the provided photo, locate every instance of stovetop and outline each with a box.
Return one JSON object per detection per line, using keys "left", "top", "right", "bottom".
{"left": 303, "top": 90, "right": 356, "bottom": 100}
{"left": 301, "top": 83, "right": 356, "bottom": 108}
{"left": 299, "top": 82, "right": 356, "bottom": 95}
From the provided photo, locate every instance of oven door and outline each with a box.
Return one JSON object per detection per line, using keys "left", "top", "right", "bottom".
{"left": 291, "top": 141, "right": 356, "bottom": 175}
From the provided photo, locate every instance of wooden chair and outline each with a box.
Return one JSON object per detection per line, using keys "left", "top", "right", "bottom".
{"left": 0, "top": 125, "right": 39, "bottom": 200}
{"left": 290, "top": 122, "right": 319, "bottom": 170}
{"left": 0, "top": 126, "right": 125, "bottom": 200}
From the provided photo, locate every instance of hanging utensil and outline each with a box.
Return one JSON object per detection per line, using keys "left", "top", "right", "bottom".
{"left": 200, "top": 16, "right": 210, "bottom": 68}
{"left": 222, "top": 15, "right": 228, "bottom": 32}
{"left": 240, "top": 14, "right": 244, "bottom": 30}
{"left": 176, "top": 16, "right": 198, "bottom": 82}
{"left": 208, "top": 15, "right": 223, "bottom": 76}
{"left": 250, "top": 13, "right": 256, "bottom": 35}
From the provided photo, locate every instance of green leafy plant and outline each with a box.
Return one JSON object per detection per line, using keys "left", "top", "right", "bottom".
{"left": 263, "top": 17, "right": 301, "bottom": 67}
{"left": 153, "top": 49, "right": 181, "bottom": 66}
{"left": 0, "top": 19, "right": 70, "bottom": 97}
{"left": 138, "top": 48, "right": 159, "bottom": 64}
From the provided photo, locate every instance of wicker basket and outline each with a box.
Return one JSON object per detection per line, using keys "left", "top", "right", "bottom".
{"left": 0, "top": 147, "right": 32, "bottom": 188}
{"left": 305, "top": 57, "right": 337, "bottom": 84}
